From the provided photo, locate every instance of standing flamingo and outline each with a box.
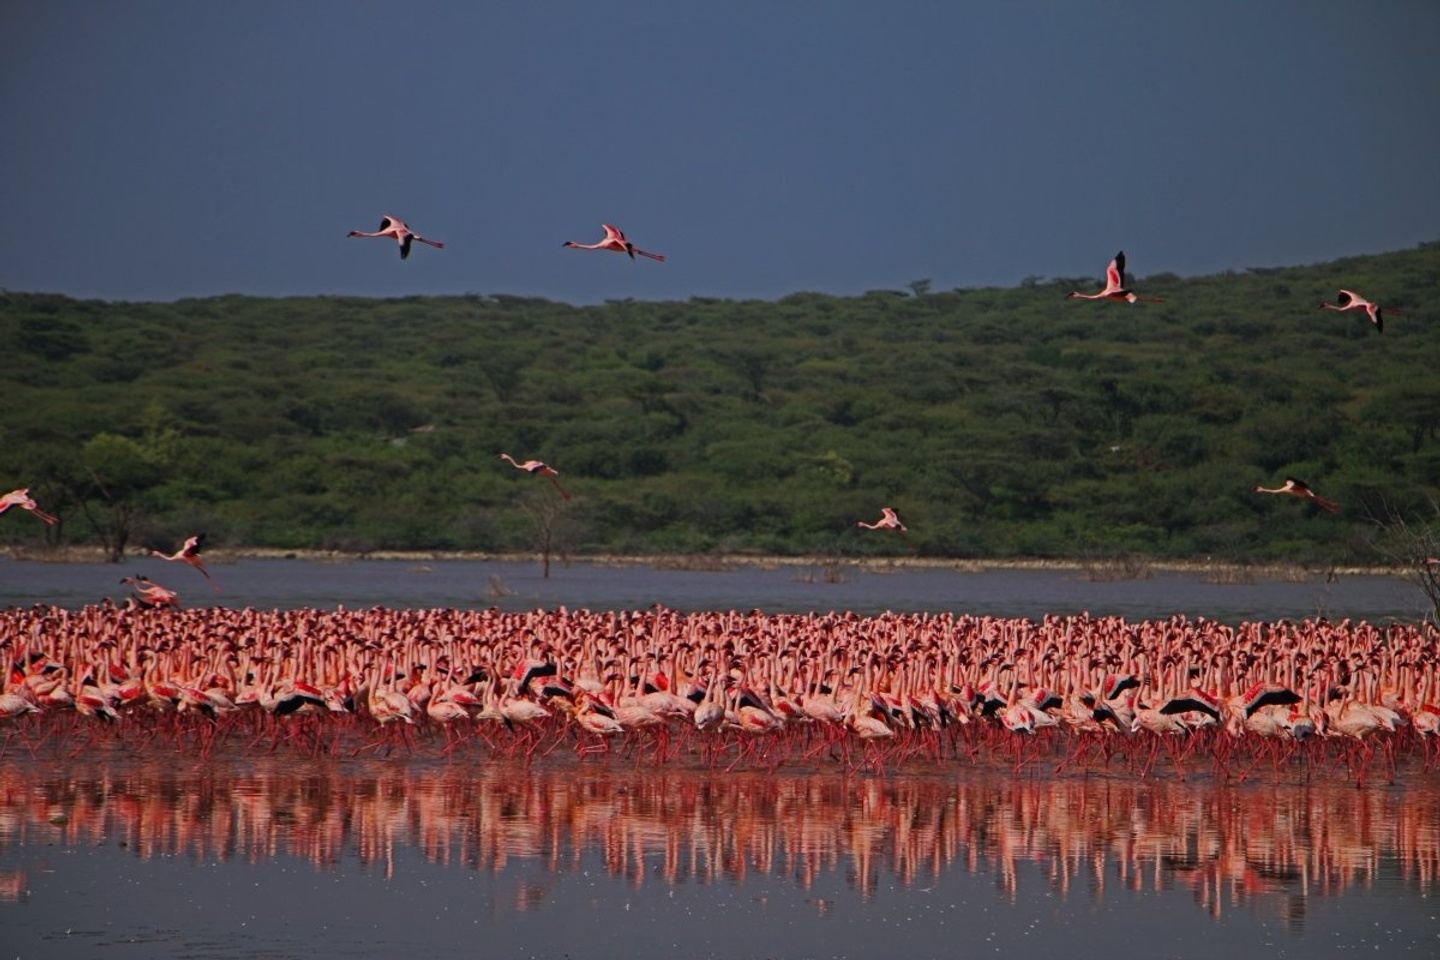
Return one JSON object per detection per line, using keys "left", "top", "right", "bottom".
{"left": 1320, "top": 289, "right": 1394, "bottom": 333}
{"left": 0, "top": 488, "right": 58, "bottom": 525}
{"left": 498, "top": 453, "right": 572, "bottom": 500}
{"left": 151, "top": 534, "right": 219, "bottom": 592}
{"left": 1253, "top": 477, "right": 1339, "bottom": 514}
{"left": 347, "top": 215, "right": 445, "bottom": 260}
{"left": 562, "top": 224, "right": 665, "bottom": 262}
{"left": 1066, "top": 251, "right": 1164, "bottom": 304}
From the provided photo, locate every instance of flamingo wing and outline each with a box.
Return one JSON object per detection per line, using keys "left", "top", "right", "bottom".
{"left": 602, "top": 224, "right": 625, "bottom": 242}
{"left": 1107, "top": 252, "right": 1125, "bottom": 291}
{"left": 1335, "top": 290, "right": 1354, "bottom": 307}
{"left": 518, "top": 661, "right": 559, "bottom": 695}
{"left": 1158, "top": 696, "right": 1221, "bottom": 722}
{"left": 1244, "top": 687, "right": 1301, "bottom": 717}
{"left": 399, "top": 234, "right": 413, "bottom": 259}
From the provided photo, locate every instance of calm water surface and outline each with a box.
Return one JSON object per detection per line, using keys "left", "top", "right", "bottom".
{"left": 0, "top": 758, "right": 1436, "bottom": 959}
{"left": 0, "top": 556, "right": 1425, "bottom": 621}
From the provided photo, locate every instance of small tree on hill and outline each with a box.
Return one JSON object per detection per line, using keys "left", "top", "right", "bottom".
{"left": 520, "top": 489, "right": 578, "bottom": 579}
{"left": 1370, "top": 497, "right": 1440, "bottom": 623}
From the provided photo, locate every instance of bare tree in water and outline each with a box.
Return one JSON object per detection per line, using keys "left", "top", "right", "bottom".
{"left": 520, "top": 489, "right": 577, "bottom": 579}
{"left": 1370, "top": 496, "right": 1440, "bottom": 623}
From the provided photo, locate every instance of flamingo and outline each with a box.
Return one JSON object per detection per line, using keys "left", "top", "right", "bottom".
{"left": 498, "top": 453, "right": 572, "bottom": 500}
{"left": 151, "top": 534, "right": 219, "bottom": 592}
{"left": 119, "top": 575, "right": 180, "bottom": 609}
{"left": 0, "top": 488, "right": 58, "bottom": 525}
{"left": 1253, "top": 477, "right": 1339, "bottom": 514}
{"left": 572, "top": 695, "right": 624, "bottom": 736}
{"left": 498, "top": 683, "right": 552, "bottom": 727}
{"left": 562, "top": 224, "right": 665, "bottom": 262}
{"left": 0, "top": 687, "right": 40, "bottom": 719}
{"left": 693, "top": 676, "right": 726, "bottom": 731}
{"left": 1320, "top": 289, "right": 1394, "bottom": 334}
{"left": 847, "top": 690, "right": 895, "bottom": 741}
{"left": 857, "top": 507, "right": 906, "bottom": 532}
{"left": 1066, "top": 251, "right": 1164, "bottom": 304}
{"left": 347, "top": 215, "right": 444, "bottom": 260}
{"left": 425, "top": 691, "right": 470, "bottom": 724}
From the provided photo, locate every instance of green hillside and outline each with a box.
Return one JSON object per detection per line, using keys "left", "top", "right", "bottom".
{"left": 3, "top": 243, "right": 1438, "bottom": 562}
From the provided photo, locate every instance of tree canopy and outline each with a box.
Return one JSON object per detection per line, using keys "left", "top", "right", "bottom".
{"left": 3, "top": 243, "right": 1437, "bottom": 562}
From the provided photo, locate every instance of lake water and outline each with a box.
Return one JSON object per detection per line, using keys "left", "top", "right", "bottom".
{"left": 0, "top": 556, "right": 1427, "bottom": 621}
{"left": 2, "top": 559, "right": 1434, "bottom": 958}
{"left": 0, "top": 757, "right": 1436, "bottom": 959}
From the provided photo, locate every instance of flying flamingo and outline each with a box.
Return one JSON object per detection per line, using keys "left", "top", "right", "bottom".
{"left": 1253, "top": 477, "right": 1339, "bottom": 514}
{"left": 151, "top": 534, "right": 219, "bottom": 592}
{"left": 857, "top": 507, "right": 907, "bottom": 534}
{"left": 119, "top": 575, "right": 180, "bottom": 609}
{"left": 562, "top": 224, "right": 665, "bottom": 262}
{"left": 0, "top": 488, "right": 58, "bottom": 525}
{"left": 347, "top": 215, "right": 445, "bottom": 260}
{"left": 1320, "top": 289, "right": 1395, "bottom": 334}
{"left": 1066, "top": 251, "right": 1164, "bottom": 304}
{"left": 498, "top": 453, "right": 572, "bottom": 499}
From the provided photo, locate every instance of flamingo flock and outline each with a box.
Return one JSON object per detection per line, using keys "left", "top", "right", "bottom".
{"left": 2, "top": 605, "right": 1435, "bottom": 777}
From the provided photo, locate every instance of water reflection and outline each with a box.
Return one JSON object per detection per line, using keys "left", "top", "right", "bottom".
{"left": 0, "top": 761, "right": 1435, "bottom": 928}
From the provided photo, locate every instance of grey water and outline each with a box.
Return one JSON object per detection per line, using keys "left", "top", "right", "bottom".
{"left": 0, "top": 758, "right": 1436, "bottom": 960}
{"left": 0, "top": 556, "right": 1427, "bottom": 621}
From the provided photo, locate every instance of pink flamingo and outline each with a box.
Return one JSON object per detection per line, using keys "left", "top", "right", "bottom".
{"left": 857, "top": 507, "right": 907, "bottom": 532}
{"left": 1320, "top": 289, "right": 1395, "bottom": 334}
{"left": 119, "top": 575, "right": 180, "bottom": 609}
{"left": 498, "top": 453, "right": 572, "bottom": 500}
{"left": 562, "top": 224, "right": 665, "bottom": 262}
{"left": 0, "top": 488, "right": 58, "bottom": 525}
{"left": 1066, "top": 251, "right": 1164, "bottom": 304}
{"left": 1253, "top": 477, "right": 1339, "bottom": 514}
{"left": 151, "top": 534, "right": 219, "bottom": 592}
{"left": 347, "top": 215, "right": 444, "bottom": 260}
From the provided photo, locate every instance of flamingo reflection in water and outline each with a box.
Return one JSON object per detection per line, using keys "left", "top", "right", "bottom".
{"left": 0, "top": 763, "right": 1435, "bottom": 924}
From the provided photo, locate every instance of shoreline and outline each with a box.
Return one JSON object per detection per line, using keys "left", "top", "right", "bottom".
{"left": 0, "top": 544, "right": 1409, "bottom": 579}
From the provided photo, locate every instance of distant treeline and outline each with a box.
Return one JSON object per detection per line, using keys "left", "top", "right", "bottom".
{"left": 3, "top": 243, "right": 1438, "bottom": 563}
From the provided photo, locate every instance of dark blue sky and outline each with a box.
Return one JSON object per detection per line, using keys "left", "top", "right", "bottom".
{"left": 4, "top": 2, "right": 1438, "bottom": 304}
